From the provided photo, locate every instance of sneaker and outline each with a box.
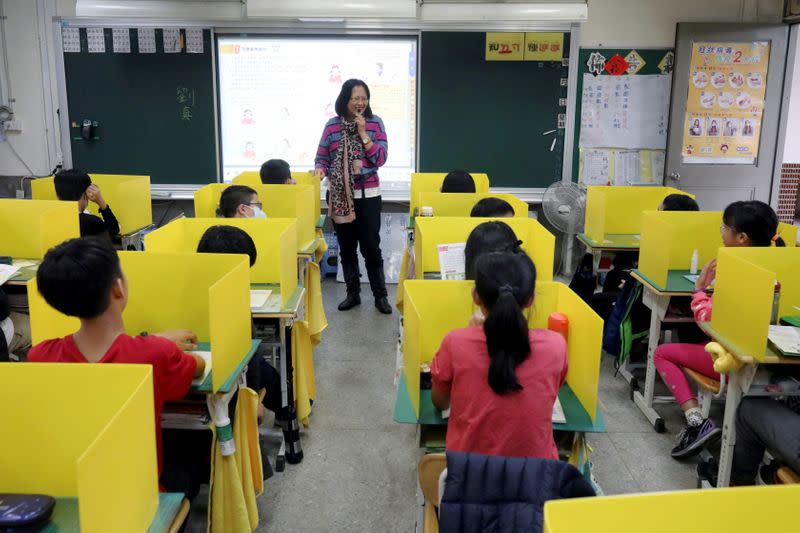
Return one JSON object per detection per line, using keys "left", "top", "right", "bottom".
{"left": 696, "top": 457, "right": 719, "bottom": 487}
{"left": 671, "top": 418, "right": 722, "bottom": 459}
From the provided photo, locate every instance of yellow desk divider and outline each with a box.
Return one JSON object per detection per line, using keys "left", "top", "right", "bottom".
{"left": 544, "top": 485, "right": 800, "bottom": 533}
{"left": 638, "top": 211, "right": 722, "bottom": 288}
{"left": 712, "top": 247, "right": 800, "bottom": 360}
{"left": 31, "top": 174, "right": 152, "bottom": 235}
{"left": 409, "top": 172, "right": 490, "bottom": 215}
{"left": 0, "top": 363, "right": 158, "bottom": 532}
{"left": 584, "top": 186, "right": 693, "bottom": 242}
{"left": 402, "top": 280, "right": 601, "bottom": 421}
{"left": 0, "top": 199, "right": 79, "bottom": 258}
{"left": 233, "top": 170, "right": 322, "bottom": 221}
{"left": 144, "top": 218, "right": 298, "bottom": 307}
{"left": 28, "top": 251, "right": 252, "bottom": 392}
{"left": 778, "top": 221, "right": 798, "bottom": 246}
{"left": 194, "top": 183, "right": 315, "bottom": 253}
{"left": 415, "top": 192, "right": 529, "bottom": 218}
{"left": 414, "top": 217, "right": 555, "bottom": 281}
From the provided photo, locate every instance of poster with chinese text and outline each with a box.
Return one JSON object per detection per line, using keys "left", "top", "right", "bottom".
{"left": 682, "top": 42, "right": 770, "bottom": 164}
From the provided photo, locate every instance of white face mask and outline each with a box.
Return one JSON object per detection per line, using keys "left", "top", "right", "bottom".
{"left": 249, "top": 205, "right": 267, "bottom": 219}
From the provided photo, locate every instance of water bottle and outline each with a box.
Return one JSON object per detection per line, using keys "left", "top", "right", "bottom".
{"left": 690, "top": 249, "right": 699, "bottom": 275}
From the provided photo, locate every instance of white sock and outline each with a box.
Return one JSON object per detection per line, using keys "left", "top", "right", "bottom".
{"left": 685, "top": 407, "right": 703, "bottom": 428}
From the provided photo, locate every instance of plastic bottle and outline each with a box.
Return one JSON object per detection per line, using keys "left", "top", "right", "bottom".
{"left": 690, "top": 249, "right": 699, "bottom": 275}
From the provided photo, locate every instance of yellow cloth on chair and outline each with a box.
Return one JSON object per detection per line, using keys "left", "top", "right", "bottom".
{"left": 315, "top": 229, "right": 328, "bottom": 263}
{"left": 292, "top": 320, "right": 316, "bottom": 427}
{"left": 304, "top": 261, "right": 328, "bottom": 347}
{"left": 207, "top": 388, "right": 262, "bottom": 533}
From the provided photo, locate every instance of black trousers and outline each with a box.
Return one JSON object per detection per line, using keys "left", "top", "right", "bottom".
{"left": 333, "top": 195, "right": 387, "bottom": 298}
{"left": 732, "top": 397, "right": 800, "bottom": 484}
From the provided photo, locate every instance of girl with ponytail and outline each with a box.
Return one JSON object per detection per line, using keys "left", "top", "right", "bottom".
{"left": 430, "top": 251, "right": 568, "bottom": 459}
{"left": 655, "top": 200, "right": 786, "bottom": 460}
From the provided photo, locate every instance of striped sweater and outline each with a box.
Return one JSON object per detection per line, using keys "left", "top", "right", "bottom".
{"left": 314, "top": 115, "right": 388, "bottom": 191}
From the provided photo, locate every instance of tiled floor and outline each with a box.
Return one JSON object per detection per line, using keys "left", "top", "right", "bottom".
{"left": 185, "top": 279, "right": 714, "bottom": 532}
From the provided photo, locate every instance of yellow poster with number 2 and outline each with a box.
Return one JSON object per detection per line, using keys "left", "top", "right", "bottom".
{"left": 682, "top": 42, "right": 770, "bottom": 164}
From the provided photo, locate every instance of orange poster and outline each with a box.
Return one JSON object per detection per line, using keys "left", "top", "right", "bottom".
{"left": 682, "top": 42, "right": 770, "bottom": 164}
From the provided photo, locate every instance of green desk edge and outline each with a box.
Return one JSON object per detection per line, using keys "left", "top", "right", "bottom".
{"left": 577, "top": 233, "right": 641, "bottom": 249}
{"left": 44, "top": 493, "right": 184, "bottom": 533}
{"left": 298, "top": 237, "right": 321, "bottom": 257}
{"left": 316, "top": 215, "right": 326, "bottom": 230}
{"left": 633, "top": 268, "right": 697, "bottom": 294}
{"left": 251, "top": 283, "right": 304, "bottom": 314}
{"left": 780, "top": 316, "right": 800, "bottom": 328}
{"left": 191, "top": 339, "right": 261, "bottom": 393}
{"left": 394, "top": 374, "right": 605, "bottom": 433}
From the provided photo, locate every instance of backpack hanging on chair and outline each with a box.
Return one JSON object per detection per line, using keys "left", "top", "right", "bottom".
{"left": 602, "top": 272, "right": 650, "bottom": 369}
{"left": 569, "top": 253, "right": 597, "bottom": 304}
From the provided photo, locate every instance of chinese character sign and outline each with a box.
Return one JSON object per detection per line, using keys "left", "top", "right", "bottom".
{"left": 485, "top": 33, "right": 524, "bottom": 61}
{"left": 682, "top": 42, "right": 770, "bottom": 163}
{"left": 523, "top": 33, "right": 564, "bottom": 61}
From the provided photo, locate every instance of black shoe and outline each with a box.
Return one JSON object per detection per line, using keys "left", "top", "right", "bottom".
{"left": 696, "top": 457, "right": 718, "bottom": 487}
{"left": 338, "top": 293, "right": 361, "bottom": 311}
{"left": 671, "top": 419, "right": 721, "bottom": 459}
{"left": 375, "top": 297, "right": 392, "bottom": 315}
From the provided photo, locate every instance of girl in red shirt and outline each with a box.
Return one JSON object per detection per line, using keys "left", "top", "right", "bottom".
{"left": 431, "top": 251, "right": 568, "bottom": 459}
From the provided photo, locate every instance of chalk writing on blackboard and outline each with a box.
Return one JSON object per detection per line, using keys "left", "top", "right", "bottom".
{"left": 177, "top": 87, "right": 196, "bottom": 122}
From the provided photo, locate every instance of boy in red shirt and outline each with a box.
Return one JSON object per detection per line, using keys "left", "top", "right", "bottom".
{"left": 28, "top": 237, "right": 206, "bottom": 495}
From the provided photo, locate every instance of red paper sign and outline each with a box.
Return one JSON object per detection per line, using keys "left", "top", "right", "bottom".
{"left": 604, "top": 54, "right": 629, "bottom": 76}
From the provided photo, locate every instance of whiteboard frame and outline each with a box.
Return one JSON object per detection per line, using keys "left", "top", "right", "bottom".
{"left": 54, "top": 17, "right": 578, "bottom": 201}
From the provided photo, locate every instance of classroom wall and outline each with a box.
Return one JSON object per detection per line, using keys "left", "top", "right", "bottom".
{"left": 580, "top": 0, "right": 783, "bottom": 47}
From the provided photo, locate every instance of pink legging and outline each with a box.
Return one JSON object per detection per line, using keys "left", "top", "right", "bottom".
{"left": 653, "top": 343, "right": 720, "bottom": 406}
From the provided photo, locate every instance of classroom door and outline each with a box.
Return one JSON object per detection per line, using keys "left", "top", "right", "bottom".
{"left": 664, "top": 23, "right": 788, "bottom": 210}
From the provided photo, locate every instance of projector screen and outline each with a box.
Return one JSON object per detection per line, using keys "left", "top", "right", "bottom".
{"left": 217, "top": 36, "right": 418, "bottom": 189}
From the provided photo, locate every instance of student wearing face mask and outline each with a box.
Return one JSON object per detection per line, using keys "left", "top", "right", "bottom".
{"left": 217, "top": 185, "right": 266, "bottom": 219}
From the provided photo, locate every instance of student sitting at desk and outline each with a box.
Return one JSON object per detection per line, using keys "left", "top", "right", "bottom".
{"left": 654, "top": 201, "right": 785, "bottom": 459}
{"left": 464, "top": 221, "right": 520, "bottom": 280}
{"left": 470, "top": 197, "right": 514, "bottom": 218}
{"left": 196, "top": 225, "right": 283, "bottom": 422}
{"left": 659, "top": 194, "right": 699, "bottom": 212}
{"left": 27, "top": 237, "right": 207, "bottom": 499}
{"left": 54, "top": 169, "right": 120, "bottom": 239}
{"left": 260, "top": 158, "right": 296, "bottom": 185}
{"left": 441, "top": 170, "right": 476, "bottom": 193}
{"left": 431, "top": 251, "right": 567, "bottom": 458}
{"left": 218, "top": 185, "right": 265, "bottom": 219}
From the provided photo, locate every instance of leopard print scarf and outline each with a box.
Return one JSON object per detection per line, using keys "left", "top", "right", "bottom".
{"left": 328, "top": 119, "right": 364, "bottom": 224}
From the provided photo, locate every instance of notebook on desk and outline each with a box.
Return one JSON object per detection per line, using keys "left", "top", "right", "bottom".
{"left": 768, "top": 326, "right": 800, "bottom": 357}
{"left": 250, "top": 289, "right": 272, "bottom": 310}
{"left": 189, "top": 351, "right": 213, "bottom": 386}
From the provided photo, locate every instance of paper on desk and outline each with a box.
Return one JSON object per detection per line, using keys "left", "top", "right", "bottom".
{"left": 768, "top": 326, "right": 800, "bottom": 356}
{"left": 250, "top": 289, "right": 272, "bottom": 310}
{"left": 190, "top": 351, "right": 213, "bottom": 386}
{"left": 552, "top": 397, "right": 566, "bottom": 424}
{"left": 12, "top": 260, "right": 38, "bottom": 268}
{"left": 438, "top": 243, "right": 466, "bottom": 281}
{"left": 0, "top": 264, "right": 21, "bottom": 286}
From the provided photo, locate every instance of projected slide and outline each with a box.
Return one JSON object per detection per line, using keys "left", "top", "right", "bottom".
{"left": 217, "top": 36, "right": 417, "bottom": 187}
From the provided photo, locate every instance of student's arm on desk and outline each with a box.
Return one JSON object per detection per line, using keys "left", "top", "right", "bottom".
{"left": 154, "top": 329, "right": 198, "bottom": 352}
{"left": 430, "top": 335, "right": 454, "bottom": 411}
{"left": 690, "top": 260, "right": 716, "bottom": 322}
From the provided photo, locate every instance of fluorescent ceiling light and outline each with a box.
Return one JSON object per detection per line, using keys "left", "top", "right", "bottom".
{"left": 76, "top": 0, "right": 242, "bottom": 18}
{"left": 420, "top": 2, "right": 588, "bottom": 22}
{"left": 247, "top": 0, "right": 417, "bottom": 18}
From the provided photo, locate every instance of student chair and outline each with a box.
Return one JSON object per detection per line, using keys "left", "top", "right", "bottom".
{"left": 777, "top": 467, "right": 800, "bottom": 484}
{"left": 683, "top": 368, "right": 726, "bottom": 419}
{"left": 418, "top": 453, "right": 446, "bottom": 533}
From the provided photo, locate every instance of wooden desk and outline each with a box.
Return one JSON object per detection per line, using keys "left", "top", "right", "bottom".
{"left": 576, "top": 233, "right": 640, "bottom": 272}
{"left": 698, "top": 321, "right": 800, "bottom": 487}
{"left": 629, "top": 269, "right": 697, "bottom": 432}
{"left": 43, "top": 493, "right": 184, "bottom": 533}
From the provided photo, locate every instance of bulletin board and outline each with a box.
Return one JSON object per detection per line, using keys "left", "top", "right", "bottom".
{"left": 571, "top": 48, "right": 675, "bottom": 186}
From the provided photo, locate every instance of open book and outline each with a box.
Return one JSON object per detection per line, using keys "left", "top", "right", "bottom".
{"left": 250, "top": 289, "right": 272, "bottom": 310}
{"left": 768, "top": 326, "right": 800, "bottom": 357}
{"left": 189, "top": 351, "right": 213, "bottom": 386}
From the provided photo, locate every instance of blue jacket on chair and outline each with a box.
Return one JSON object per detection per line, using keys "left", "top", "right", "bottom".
{"left": 439, "top": 451, "right": 595, "bottom": 533}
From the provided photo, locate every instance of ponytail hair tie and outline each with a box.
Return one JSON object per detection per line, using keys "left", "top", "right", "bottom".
{"left": 498, "top": 284, "right": 514, "bottom": 294}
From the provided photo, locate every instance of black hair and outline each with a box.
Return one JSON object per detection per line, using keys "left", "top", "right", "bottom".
{"left": 475, "top": 251, "right": 537, "bottom": 395}
{"left": 259, "top": 159, "right": 291, "bottom": 185}
{"left": 197, "top": 225, "right": 257, "bottom": 267}
{"left": 464, "top": 221, "right": 521, "bottom": 280}
{"left": 334, "top": 79, "right": 373, "bottom": 119}
{"left": 661, "top": 194, "right": 699, "bottom": 212}
{"left": 470, "top": 197, "right": 515, "bottom": 217}
{"left": 218, "top": 185, "right": 257, "bottom": 218}
{"left": 723, "top": 200, "right": 785, "bottom": 247}
{"left": 37, "top": 237, "right": 122, "bottom": 319}
{"left": 53, "top": 169, "right": 91, "bottom": 201}
{"left": 441, "top": 170, "right": 476, "bottom": 193}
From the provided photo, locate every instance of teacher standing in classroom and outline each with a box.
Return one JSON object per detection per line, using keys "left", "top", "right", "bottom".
{"left": 314, "top": 79, "right": 392, "bottom": 315}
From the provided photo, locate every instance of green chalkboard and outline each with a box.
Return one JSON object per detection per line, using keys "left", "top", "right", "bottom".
{"left": 419, "top": 32, "right": 570, "bottom": 189}
{"left": 571, "top": 48, "right": 673, "bottom": 182}
{"left": 64, "top": 28, "right": 217, "bottom": 185}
